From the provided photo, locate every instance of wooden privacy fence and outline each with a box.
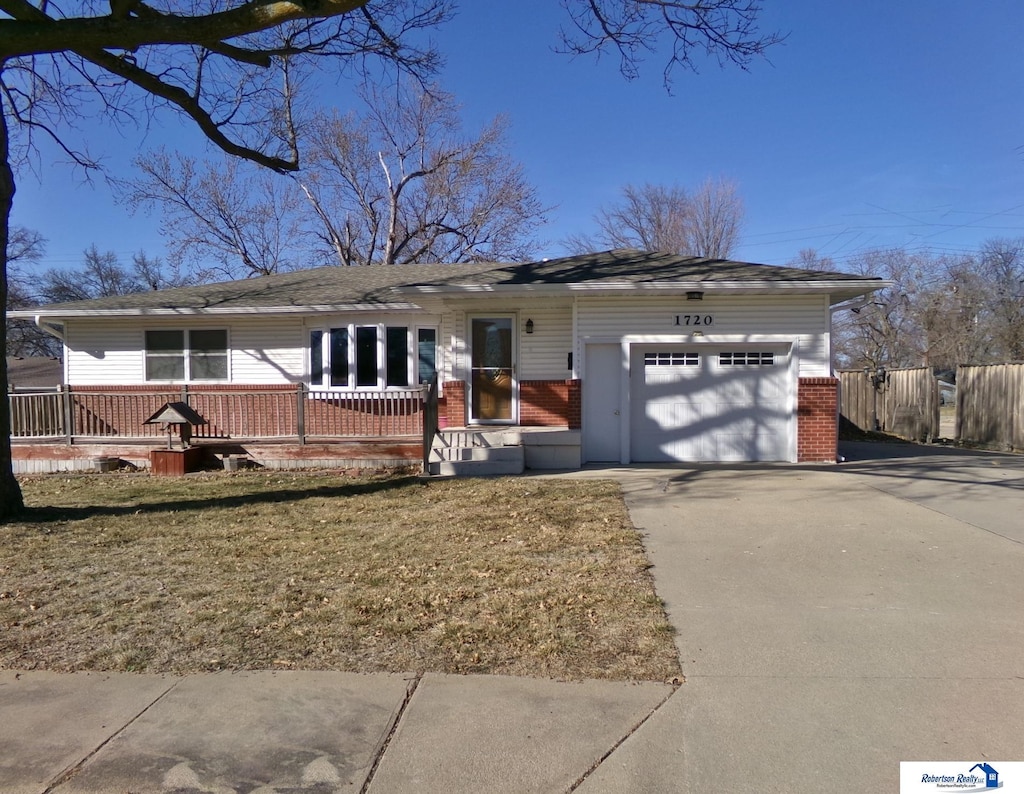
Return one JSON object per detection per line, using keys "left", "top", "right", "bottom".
{"left": 956, "top": 363, "right": 1024, "bottom": 450}
{"left": 838, "top": 367, "right": 940, "bottom": 441}
{"left": 9, "top": 384, "right": 427, "bottom": 442}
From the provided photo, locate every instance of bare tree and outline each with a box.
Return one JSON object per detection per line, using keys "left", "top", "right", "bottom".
{"left": 125, "top": 150, "right": 313, "bottom": 280}
{"left": 0, "top": 0, "right": 780, "bottom": 518}
{"left": 686, "top": 176, "right": 743, "bottom": 258}
{"left": 37, "top": 245, "right": 179, "bottom": 303}
{"left": 301, "top": 82, "right": 547, "bottom": 265}
{"left": 566, "top": 183, "right": 689, "bottom": 254}
{"left": 833, "top": 249, "right": 931, "bottom": 371}
{"left": 788, "top": 248, "right": 836, "bottom": 271}
{"left": 979, "top": 238, "right": 1024, "bottom": 361}
{"left": 558, "top": 0, "right": 783, "bottom": 85}
{"left": 5, "top": 225, "right": 51, "bottom": 356}
{"left": 567, "top": 177, "right": 743, "bottom": 258}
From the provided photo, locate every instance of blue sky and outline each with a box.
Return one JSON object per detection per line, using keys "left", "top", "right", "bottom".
{"left": 11, "top": 1, "right": 1024, "bottom": 274}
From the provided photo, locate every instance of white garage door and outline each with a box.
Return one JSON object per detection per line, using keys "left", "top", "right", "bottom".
{"left": 630, "top": 346, "right": 793, "bottom": 462}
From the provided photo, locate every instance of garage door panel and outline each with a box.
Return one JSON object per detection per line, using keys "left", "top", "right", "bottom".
{"left": 636, "top": 401, "right": 705, "bottom": 461}
{"left": 630, "top": 346, "right": 793, "bottom": 463}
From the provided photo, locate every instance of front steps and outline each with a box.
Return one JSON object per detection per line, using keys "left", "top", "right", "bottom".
{"left": 428, "top": 429, "right": 524, "bottom": 476}
{"left": 427, "top": 428, "right": 582, "bottom": 476}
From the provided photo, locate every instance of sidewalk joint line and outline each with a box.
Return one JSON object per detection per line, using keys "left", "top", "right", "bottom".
{"left": 42, "top": 676, "right": 182, "bottom": 793}
{"left": 566, "top": 681, "right": 683, "bottom": 792}
{"left": 360, "top": 671, "right": 422, "bottom": 794}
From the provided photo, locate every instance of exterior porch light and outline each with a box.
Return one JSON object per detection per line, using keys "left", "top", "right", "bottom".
{"left": 686, "top": 291, "right": 704, "bottom": 301}
{"left": 525, "top": 318, "right": 534, "bottom": 334}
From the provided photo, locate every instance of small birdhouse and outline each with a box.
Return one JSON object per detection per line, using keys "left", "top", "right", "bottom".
{"left": 144, "top": 402, "right": 207, "bottom": 449}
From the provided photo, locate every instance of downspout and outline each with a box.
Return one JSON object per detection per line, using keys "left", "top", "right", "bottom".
{"left": 34, "top": 316, "right": 65, "bottom": 342}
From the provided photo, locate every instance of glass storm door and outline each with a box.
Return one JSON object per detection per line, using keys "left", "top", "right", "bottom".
{"left": 470, "top": 317, "right": 515, "bottom": 422}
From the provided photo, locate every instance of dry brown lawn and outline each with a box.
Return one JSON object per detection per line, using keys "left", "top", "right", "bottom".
{"left": 2, "top": 472, "right": 680, "bottom": 681}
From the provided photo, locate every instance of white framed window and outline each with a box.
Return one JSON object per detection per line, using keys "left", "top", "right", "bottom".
{"left": 719, "top": 351, "right": 775, "bottom": 366}
{"left": 145, "top": 329, "right": 228, "bottom": 382}
{"left": 309, "top": 323, "right": 437, "bottom": 390}
{"left": 645, "top": 352, "right": 699, "bottom": 367}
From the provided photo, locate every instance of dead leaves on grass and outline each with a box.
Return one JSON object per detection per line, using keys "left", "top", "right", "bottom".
{"left": 3, "top": 473, "right": 680, "bottom": 681}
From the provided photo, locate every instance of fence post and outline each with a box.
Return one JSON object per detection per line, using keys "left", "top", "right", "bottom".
{"left": 296, "top": 383, "right": 306, "bottom": 444}
{"left": 422, "top": 376, "right": 438, "bottom": 475}
{"left": 62, "top": 385, "right": 73, "bottom": 446}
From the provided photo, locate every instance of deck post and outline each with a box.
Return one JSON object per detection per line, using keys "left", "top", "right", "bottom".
{"left": 296, "top": 384, "right": 306, "bottom": 444}
{"left": 62, "top": 385, "right": 73, "bottom": 446}
{"left": 422, "top": 376, "right": 438, "bottom": 474}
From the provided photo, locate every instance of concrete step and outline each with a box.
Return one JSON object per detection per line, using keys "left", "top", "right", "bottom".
{"left": 434, "top": 429, "right": 516, "bottom": 449}
{"left": 428, "top": 450, "right": 525, "bottom": 477}
{"left": 430, "top": 446, "right": 525, "bottom": 463}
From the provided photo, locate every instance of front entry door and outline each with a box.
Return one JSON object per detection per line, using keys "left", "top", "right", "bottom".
{"left": 470, "top": 317, "right": 515, "bottom": 422}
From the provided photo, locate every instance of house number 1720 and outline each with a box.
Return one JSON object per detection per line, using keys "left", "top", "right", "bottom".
{"left": 675, "top": 314, "right": 714, "bottom": 326}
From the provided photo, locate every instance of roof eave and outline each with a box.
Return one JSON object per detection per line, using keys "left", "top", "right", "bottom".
{"left": 9, "top": 303, "right": 423, "bottom": 320}
{"left": 396, "top": 279, "right": 889, "bottom": 299}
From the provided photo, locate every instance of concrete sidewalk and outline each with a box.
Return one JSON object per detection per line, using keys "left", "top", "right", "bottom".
{"left": 0, "top": 670, "right": 672, "bottom": 793}
{"left": 4, "top": 445, "right": 1023, "bottom": 793}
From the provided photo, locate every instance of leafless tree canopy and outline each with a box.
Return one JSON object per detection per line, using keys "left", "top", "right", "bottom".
{"left": 558, "top": 0, "right": 783, "bottom": 85}
{"left": 819, "top": 240, "right": 1024, "bottom": 372}
{"left": 301, "top": 82, "right": 547, "bottom": 266}
{"left": 567, "top": 177, "right": 743, "bottom": 259}
{"left": 125, "top": 150, "right": 311, "bottom": 280}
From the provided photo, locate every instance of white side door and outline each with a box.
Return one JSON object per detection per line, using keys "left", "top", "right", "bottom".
{"left": 583, "top": 343, "right": 622, "bottom": 463}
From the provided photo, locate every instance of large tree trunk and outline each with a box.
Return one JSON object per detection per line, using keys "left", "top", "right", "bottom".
{"left": 0, "top": 100, "right": 26, "bottom": 521}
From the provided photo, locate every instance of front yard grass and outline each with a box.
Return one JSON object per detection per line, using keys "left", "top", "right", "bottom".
{"left": 2, "top": 473, "right": 680, "bottom": 681}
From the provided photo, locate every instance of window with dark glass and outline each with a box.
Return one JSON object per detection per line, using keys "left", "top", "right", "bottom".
{"left": 145, "top": 329, "right": 227, "bottom": 381}
{"left": 309, "top": 330, "right": 324, "bottom": 386}
{"left": 417, "top": 328, "right": 437, "bottom": 384}
{"left": 145, "top": 330, "right": 185, "bottom": 381}
{"left": 386, "top": 327, "right": 409, "bottom": 387}
{"left": 329, "top": 328, "right": 348, "bottom": 387}
{"left": 189, "top": 329, "right": 228, "bottom": 380}
{"left": 355, "top": 326, "right": 378, "bottom": 387}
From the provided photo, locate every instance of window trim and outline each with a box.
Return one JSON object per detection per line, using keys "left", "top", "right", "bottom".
{"left": 144, "top": 328, "right": 229, "bottom": 383}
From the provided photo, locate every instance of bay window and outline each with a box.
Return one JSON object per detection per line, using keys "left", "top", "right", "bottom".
{"left": 309, "top": 323, "right": 437, "bottom": 389}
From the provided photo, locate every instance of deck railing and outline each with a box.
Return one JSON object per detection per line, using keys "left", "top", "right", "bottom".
{"left": 8, "top": 385, "right": 427, "bottom": 442}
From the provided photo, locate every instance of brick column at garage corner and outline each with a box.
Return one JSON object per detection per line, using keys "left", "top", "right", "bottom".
{"left": 797, "top": 377, "right": 839, "bottom": 463}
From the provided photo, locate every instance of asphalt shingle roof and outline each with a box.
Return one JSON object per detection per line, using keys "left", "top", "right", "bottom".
{"left": 15, "top": 249, "right": 884, "bottom": 316}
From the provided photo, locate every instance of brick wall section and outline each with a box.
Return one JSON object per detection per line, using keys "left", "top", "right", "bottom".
{"left": 797, "top": 377, "right": 839, "bottom": 462}
{"left": 566, "top": 379, "right": 581, "bottom": 429}
{"left": 443, "top": 380, "right": 466, "bottom": 427}
{"left": 441, "top": 379, "right": 581, "bottom": 428}
{"left": 520, "top": 380, "right": 567, "bottom": 426}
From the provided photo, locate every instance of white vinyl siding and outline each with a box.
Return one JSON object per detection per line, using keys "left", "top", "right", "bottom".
{"left": 447, "top": 300, "right": 573, "bottom": 382}
{"left": 64, "top": 317, "right": 307, "bottom": 385}
{"left": 575, "top": 295, "right": 831, "bottom": 377}
{"left": 517, "top": 304, "right": 573, "bottom": 379}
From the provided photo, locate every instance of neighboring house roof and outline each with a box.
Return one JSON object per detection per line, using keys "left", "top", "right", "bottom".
{"left": 10, "top": 249, "right": 886, "bottom": 319}
{"left": 6, "top": 356, "right": 62, "bottom": 388}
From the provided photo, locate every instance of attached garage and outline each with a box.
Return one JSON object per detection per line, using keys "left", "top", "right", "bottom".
{"left": 628, "top": 345, "right": 794, "bottom": 462}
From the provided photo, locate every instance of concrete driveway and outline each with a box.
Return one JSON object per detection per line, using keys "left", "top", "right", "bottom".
{"left": 573, "top": 442, "right": 1024, "bottom": 793}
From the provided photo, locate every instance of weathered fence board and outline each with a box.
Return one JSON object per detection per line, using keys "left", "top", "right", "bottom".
{"left": 839, "top": 367, "right": 939, "bottom": 441}
{"left": 956, "top": 363, "right": 1024, "bottom": 450}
